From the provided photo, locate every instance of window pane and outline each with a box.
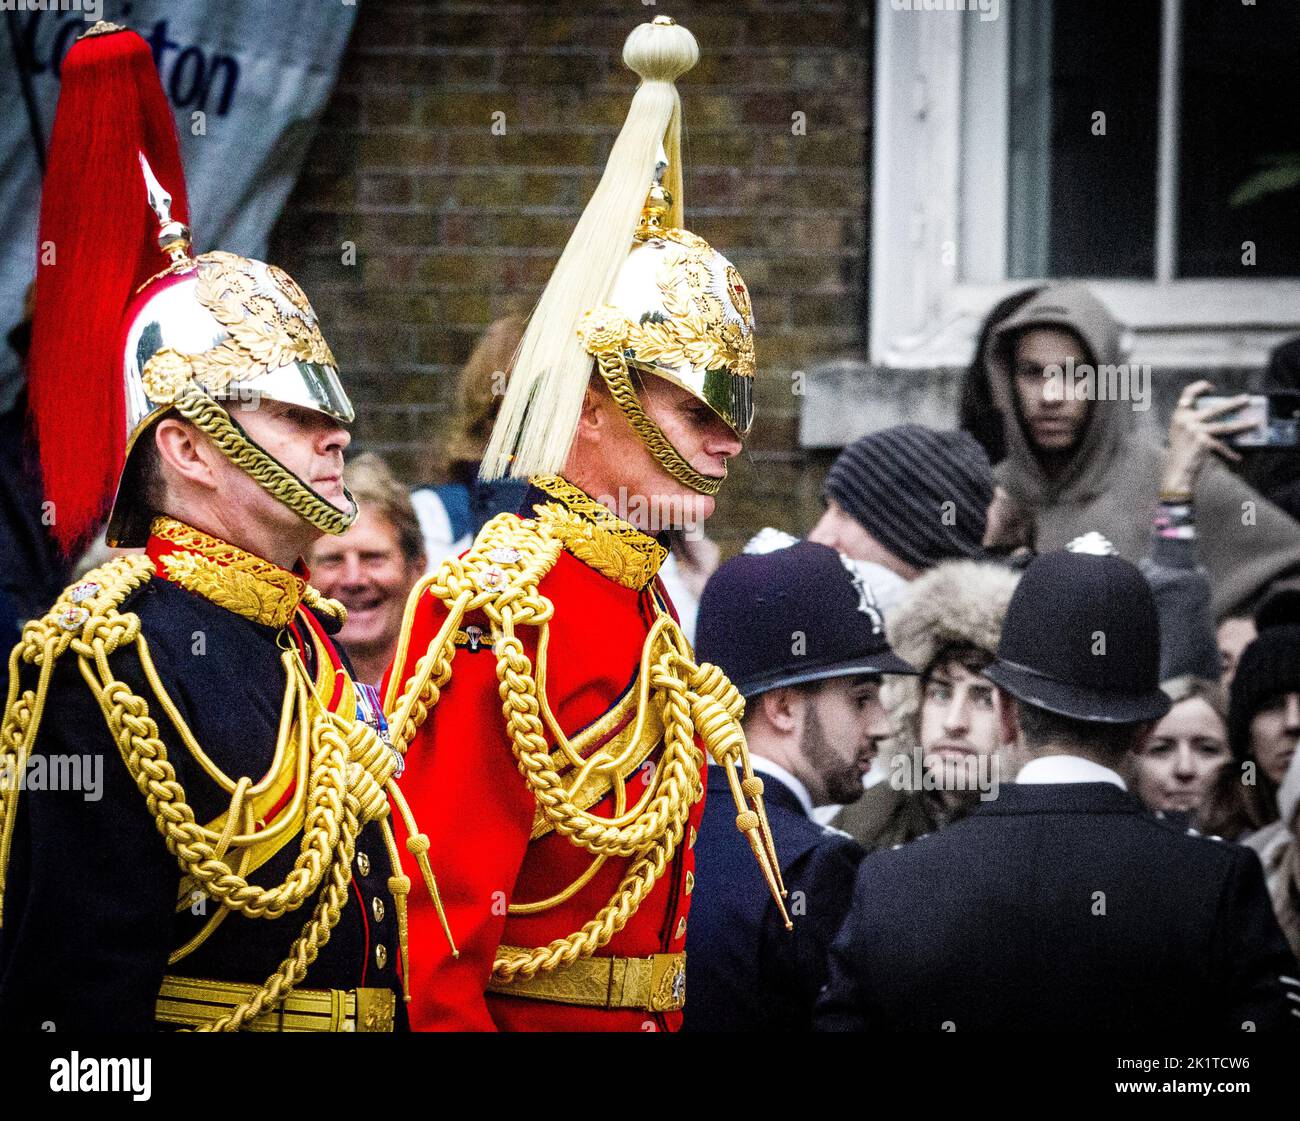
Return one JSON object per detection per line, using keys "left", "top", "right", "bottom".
{"left": 1179, "top": 0, "right": 1300, "bottom": 278}
{"left": 1007, "top": 0, "right": 1161, "bottom": 278}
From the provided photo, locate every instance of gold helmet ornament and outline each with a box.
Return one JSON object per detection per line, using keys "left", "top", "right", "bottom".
{"left": 480, "top": 15, "right": 756, "bottom": 496}
{"left": 27, "top": 23, "right": 356, "bottom": 553}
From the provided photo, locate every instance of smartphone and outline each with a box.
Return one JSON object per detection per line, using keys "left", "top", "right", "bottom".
{"left": 1198, "top": 392, "right": 1300, "bottom": 448}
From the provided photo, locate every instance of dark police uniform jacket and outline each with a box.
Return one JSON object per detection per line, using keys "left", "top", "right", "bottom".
{"left": 0, "top": 536, "right": 405, "bottom": 1032}
{"left": 684, "top": 763, "right": 863, "bottom": 1031}
{"left": 815, "top": 781, "right": 1300, "bottom": 1032}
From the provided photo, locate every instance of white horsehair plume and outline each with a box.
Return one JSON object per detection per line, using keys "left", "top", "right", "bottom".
{"left": 479, "top": 16, "right": 699, "bottom": 481}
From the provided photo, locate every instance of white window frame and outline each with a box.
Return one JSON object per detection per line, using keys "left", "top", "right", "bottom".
{"left": 870, "top": 0, "right": 1300, "bottom": 372}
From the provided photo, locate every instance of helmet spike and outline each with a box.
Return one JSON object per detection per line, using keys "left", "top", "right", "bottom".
{"left": 138, "top": 151, "right": 192, "bottom": 263}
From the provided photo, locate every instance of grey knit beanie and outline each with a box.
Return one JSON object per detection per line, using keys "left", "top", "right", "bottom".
{"left": 823, "top": 424, "right": 994, "bottom": 570}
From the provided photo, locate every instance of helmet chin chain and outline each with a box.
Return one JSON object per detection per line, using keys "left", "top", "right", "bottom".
{"left": 172, "top": 384, "right": 358, "bottom": 537}
{"left": 593, "top": 352, "right": 724, "bottom": 497}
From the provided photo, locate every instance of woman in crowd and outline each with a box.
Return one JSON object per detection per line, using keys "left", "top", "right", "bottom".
{"left": 1129, "top": 676, "right": 1231, "bottom": 820}
{"left": 1225, "top": 621, "right": 1300, "bottom": 833}
{"left": 1197, "top": 613, "right": 1297, "bottom": 842}
{"left": 1244, "top": 734, "right": 1300, "bottom": 959}
{"left": 1216, "top": 617, "right": 1300, "bottom": 956}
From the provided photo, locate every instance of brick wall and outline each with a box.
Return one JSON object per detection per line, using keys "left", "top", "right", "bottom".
{"left": 270, "top": 0, "right": 871, "bottom": 553}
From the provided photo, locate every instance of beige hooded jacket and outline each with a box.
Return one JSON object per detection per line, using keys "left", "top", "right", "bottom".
{"left": 986, "top": 285, "right": 1300, "bottom": 617}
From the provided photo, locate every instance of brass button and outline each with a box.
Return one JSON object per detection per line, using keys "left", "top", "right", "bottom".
{"left": 372, "top": 896, "right": 385, "bottom": 923}
{"left": 375, "top": 944, "right": 388, "bottom": 969}
{"left": 685, "top": 871, "right": 694, "bottom": 895}
{"left": 688, "top": 827, "right": 696, "bottom": 849}
{"left": 675, "top": 917, "right": 687, "bottom": 940}
{"left": 357, "top": 852, "right": 371, "bottom": 876}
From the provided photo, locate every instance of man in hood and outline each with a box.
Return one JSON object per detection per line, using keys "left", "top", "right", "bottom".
{"left": 986, "top": 284, "right": 1300, "bottom": 617}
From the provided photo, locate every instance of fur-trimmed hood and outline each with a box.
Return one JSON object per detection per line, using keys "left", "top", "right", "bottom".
{"left": 881, "top": 560, "right": 1020, "bottom": 759}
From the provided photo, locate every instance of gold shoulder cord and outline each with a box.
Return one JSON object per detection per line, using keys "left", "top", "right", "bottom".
{"left": 384, "top": 487, "right": 790, "bottom": 989}
{"left": 0, "top": 556, "right": 446, "bottom": 1030}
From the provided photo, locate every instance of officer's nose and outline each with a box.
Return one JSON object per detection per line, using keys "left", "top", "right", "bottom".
{"left": 863, "top": 696, "right": 890, "bottom": 742}
{"left": 706, "top": 424, "right": 743, "bottom": 460}
{"left": 320, "top": 423, "right": 351, "bottom": 457}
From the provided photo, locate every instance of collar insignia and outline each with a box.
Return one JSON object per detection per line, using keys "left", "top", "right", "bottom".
{"left": 529, "top": 475, "right": 668, "bottom": 591}
{"left": 148, "top": 516, "right": 308, "bottom": 628}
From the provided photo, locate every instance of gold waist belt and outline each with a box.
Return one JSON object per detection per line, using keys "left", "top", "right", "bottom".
{"left": 487, "top": 948, "right": 686, "bottom": 1012}
{"left": 156, "top": 975, "right": 396, "bottom": 1032}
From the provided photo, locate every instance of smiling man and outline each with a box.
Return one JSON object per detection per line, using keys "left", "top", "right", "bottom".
{"left": 381, "top": 16, "right": 788, "bottom": 1031}
{"left": 0, "top": 26, "right": 423, "bottom": 1033}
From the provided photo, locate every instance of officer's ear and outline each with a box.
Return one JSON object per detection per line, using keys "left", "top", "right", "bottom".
{"left": 154, "top": 415, "right": 222, "bottom": 495}
{"left": 757, "top": 686, "right": 803, "bottom": 735}
{"left": 574, "top": 379, "right": 608, "bottom": 441}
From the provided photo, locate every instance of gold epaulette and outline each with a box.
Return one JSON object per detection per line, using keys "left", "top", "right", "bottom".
{"left": 15, "top": 555, "right": 156, "bottom": 664}
{"left": 383, "top": 512, "right": 564, "bottom": 747}
{"left": 433, "top": 510, "right": 565, "bottom": 620}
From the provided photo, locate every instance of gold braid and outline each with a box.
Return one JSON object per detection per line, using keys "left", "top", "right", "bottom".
{"left": 0, "top": 555, "right": 423, "bottom": 1029}
{"left": 384, "top": 507, "right": 791, "bottom": 985}
{"left": 172, "top": 384, "right": 356, "bottom": 536}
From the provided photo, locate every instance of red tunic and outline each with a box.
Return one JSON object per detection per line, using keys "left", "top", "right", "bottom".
{"left": 385, "top": 491, "right": 704, "bottom": 1031}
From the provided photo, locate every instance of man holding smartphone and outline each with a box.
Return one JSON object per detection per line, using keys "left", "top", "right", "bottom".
{"left": 981, "top": 283, "right": 1300, "bottom": 618}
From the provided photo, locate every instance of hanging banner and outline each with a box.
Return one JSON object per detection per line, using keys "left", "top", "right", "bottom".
{"left": 0, "top": 0, "right": 358, "bottom": 409}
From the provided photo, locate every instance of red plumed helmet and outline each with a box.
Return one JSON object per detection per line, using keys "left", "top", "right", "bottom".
{"left": 27, "top": 23, "right": 189, "bottom": 555}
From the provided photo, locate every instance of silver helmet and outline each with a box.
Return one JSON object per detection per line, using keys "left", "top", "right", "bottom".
{"left": 106, "top": 157, "right": 357, "bottom": 545}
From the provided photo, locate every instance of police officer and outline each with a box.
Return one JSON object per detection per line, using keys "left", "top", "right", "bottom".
{"left": 817, "top": 550, "right": 1300, "bottom": 1032}
{"left": 684, "top": 540, "right": 915, "bottom": 1031}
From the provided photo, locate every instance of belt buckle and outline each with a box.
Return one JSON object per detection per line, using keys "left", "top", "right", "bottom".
{"left": 646, "top": 952, "right": 686, "bottom": 1012}
{"left": 353, "top": 987, "right": 396, "bottom": 1032}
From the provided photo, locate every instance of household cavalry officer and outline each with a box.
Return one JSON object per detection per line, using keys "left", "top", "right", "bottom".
{"left": 383, "top": 15, "right": 788, "bottom": 1030}
{"left": 0, "top": 23, "right": 444, "bottom": 1031}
